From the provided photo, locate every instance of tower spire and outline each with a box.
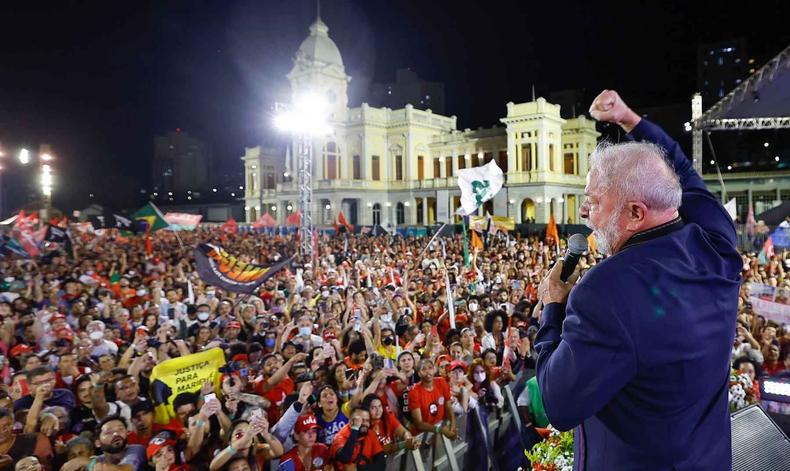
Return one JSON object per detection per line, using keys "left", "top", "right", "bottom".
{"left": 317, "top": 0, "right": 321, "bottom": 21}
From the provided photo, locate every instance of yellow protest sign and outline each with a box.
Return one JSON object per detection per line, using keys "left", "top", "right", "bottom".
{"left": 148, "top": 348, "right": 225, "bottom": 424}
{"left": 469, "top": 215, "right": 515, "bottom": 232}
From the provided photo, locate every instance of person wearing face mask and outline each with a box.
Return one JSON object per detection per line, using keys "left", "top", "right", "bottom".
{"left": 86, "top": 320, "right": 118, "bottom": 357}
{"left": 469, "top": 360, "right": 504, "bottom": 412}
{"left": 373, "top": 326, "right": 399, "bottom": 367}
{"left": 186, "top": 305, "right": 212, "bottom": 339}
{"left": 285, "top": 314, "right": 324, "bottom": 351}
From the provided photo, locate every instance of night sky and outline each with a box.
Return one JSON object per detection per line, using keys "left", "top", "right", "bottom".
{"left": 0, "top": 0, "right": 788, "bottom": 213}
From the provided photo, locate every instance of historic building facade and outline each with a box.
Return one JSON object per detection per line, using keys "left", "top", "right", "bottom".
{"left": 243, "top": 18, "right": 600, "bottom": 227}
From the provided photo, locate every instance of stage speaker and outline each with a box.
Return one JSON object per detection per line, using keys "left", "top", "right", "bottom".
{"left": 731, "top": 404, "right": 790, "bottom": 471}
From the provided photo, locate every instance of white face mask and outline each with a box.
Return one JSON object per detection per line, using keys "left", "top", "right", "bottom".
{"left": 89, "top": 331, "right": 104, "bottom": 341}
{"left": 469, "top": 303, "right": 478, "bottom": 312}
{"left": 381, "top": 313, "right": 392, "bottom": 323}
{"left": 299, "top": 326, "right": 312, "bottom": 337}
{"left": 474, "top": 372, "right": 486, "bottom": 383}
{"left": 197, "top": 312, "right": 210, "bottom": 322}
{"left": 136, "top": 289, "right": 146, "bottom": 297}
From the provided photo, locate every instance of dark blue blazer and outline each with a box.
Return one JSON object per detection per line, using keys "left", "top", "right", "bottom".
{"left": 535, "top": 119, "right": 742, "bottom": 470}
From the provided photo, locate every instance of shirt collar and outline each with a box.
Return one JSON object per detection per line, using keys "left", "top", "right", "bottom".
{"left": 618, "top": 217, "right": 684, "bottom": 252}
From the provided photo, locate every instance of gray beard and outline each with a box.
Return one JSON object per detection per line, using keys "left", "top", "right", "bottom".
{"left": 585, "top": 213, "right": 622, "bottom": 256}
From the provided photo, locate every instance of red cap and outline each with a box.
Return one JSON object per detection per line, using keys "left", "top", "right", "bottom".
{"left": 226, "top": 321, "right": 241, "bottom": 330}
{"left": 231, "top": 353, "right": 248, "bottom": 363}
{"left": 436, "top": 354, "right": 451, "bottom": 366}
{"left": 294, "top": 414, "right": 320, "bottom": 433}
{"left": 146, "top": 436, "right": 175, "bottom": 460}
{"left": 9, "top": 344, "right": 34, "bottom": 358}
{"left": 55, "top": 328, "right": 74, "bottom": 341}
{"left": 449, "top": 360, "right": 467, "bottom": 373}
{"left": 52, "top": 313, "right": 66, "bottom": 321}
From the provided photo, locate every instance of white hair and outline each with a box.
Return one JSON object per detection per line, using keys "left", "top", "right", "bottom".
{"left": 589, "top": 141, "right": 682, "bottom": 211}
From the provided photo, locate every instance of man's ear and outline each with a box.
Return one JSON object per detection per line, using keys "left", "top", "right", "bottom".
{"left": 625, "top": 201, "right": 648, "bottom": 231}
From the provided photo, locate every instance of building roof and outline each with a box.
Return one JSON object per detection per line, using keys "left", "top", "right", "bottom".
{"left": 295, "top": 18, "right": 344, "bottom": 69}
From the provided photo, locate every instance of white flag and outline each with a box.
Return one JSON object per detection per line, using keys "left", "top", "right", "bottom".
{"left": 456, "top": 160, "right": 504, "bottom": 216}
{"left": 724, "top": 198, "right": 737, "bottom": 221}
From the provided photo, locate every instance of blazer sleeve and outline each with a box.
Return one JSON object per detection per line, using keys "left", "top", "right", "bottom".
{"left": 534, "top": 283, "right": 637, "bottom": 431}
{"left": 627, "top": 119, "right": 738, "bottom": 257}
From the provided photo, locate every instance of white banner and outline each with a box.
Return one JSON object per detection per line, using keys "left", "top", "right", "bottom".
{"left": 749, "top": 296, "right": 790, "bottom": 325}
{"left": 164, "top": 213, "right": 203, "bottom": 231}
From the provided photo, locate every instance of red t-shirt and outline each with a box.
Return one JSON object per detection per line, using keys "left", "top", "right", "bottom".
{"left": 254, "top": 376, "right": 295, "bottom": 423}
{"left": 330, "top": 424, "right": 384, "bottom": 471}
{"left": 369, "top": 411, "right": 402, "bottom": 448}
{"left": 408, "top": 377, "right": 450, "bottom": 427}
{"left": 278, "top": 443, "right": 331, "bottom": 471}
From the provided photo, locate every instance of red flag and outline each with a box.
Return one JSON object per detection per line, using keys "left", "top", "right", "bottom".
{"left": 221, "top": 218, "right": 238, "bottom": 234}
{"left": 545, "top": 213, "right": 559, "bottom": 245}
{"left": 337, "top": 212, "right": 354, "bottom": 232}
{"left": 286, "top": 210, "right": 301, "bottom": 226}
{"left": 471, "top": 230, "right": 484, "bottom": 250}
{"left": 746, "top": 203, "right": 757, "bottom": 237}
{"left": 253, "top": 213, "right": 276, "bottom": 229}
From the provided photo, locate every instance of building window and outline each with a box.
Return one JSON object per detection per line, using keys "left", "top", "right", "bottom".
{"left": 564, "top": 153, "right": 575, "bottom": 175}
{"left": 352, "top": 155, "right": 361, "bottom": 179}
{"left": 395, "top": 155, "right": 403, "bottom": 181}
{"left": 372, "top": 155, "right": 380, "bottom": 181}
{"left": 484, "top": 152, "right": 493, "bottom": 164}
{"left": 434, "top": 157, "right": 441, "bottom": 177}
{"left": 372, "top": 203, "right": 381, "bottom": 225}
{"left": 549, "top": 144, "right": 555, "bottom": 172}
{"left": 417, "top": 156, "right": 425, "bottom": 180}
{"left": 471, "top": 153, "right": 480, "bottom": 167}
{"left": 498, "top": 150, "right": 508, "bottom": 173}
{"left": 248, "top": 173, "right": 256, "bottom": 193}
{"left": 396, "top": 203, "right": 405, "bottom": 224}
{"left": 457, "top": 155, "right": 466, "bottom": 170}
{"left": 265, "top": 173, "right": 275, "bottom": 189}
{"left": 521, "top": 144, "right": 533, "bottom": 172}
{"left": 445, "top": 157, "right": 453, "bottom": 177}
{"left": 416, "top": 199, "right": 424, "bottom": 224}
{"left": 324, "top": 141, "right": 340, "bottom": 179}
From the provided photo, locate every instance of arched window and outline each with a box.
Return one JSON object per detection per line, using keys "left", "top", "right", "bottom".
{"left": 396, "top": 203, "right": 405, "bottom": 225}
{"left": 372, "top": 203, "right": 381, "bottom": 226}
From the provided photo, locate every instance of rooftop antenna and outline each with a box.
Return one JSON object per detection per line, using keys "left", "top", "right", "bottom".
{"left": 531, "top": 84, "right": 536, "bottom": 101}
{"left": 317, "top": 0, "right": 321, "bottom": 20}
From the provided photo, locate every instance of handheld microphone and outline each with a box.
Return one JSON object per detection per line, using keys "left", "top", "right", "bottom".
{"left": 560, "top": 233, "right": 588, "bottom": 282}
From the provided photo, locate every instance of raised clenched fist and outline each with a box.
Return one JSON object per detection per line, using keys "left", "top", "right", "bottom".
{"left": 588, "top": 90, "right": 641, "bottom": 132}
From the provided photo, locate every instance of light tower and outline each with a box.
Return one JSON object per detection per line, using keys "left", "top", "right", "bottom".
{"left": 275, "top": 94, "right": 332, "bottom": 258}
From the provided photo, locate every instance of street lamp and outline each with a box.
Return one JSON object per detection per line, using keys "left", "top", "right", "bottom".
{"left": 274, "top": 92, "right": 333, "bottom": 258}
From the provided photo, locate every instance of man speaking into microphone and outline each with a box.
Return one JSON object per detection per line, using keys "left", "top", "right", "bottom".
{"left": 534, "top": 90, "right": 742, "bottom": 470}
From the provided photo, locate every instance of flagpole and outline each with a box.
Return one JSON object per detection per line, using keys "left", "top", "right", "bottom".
{"left": 418, "top": 222, "right": 447, "bottom": 260}
{"left": 173, "top": 231, "right": 185, "bottom": 251}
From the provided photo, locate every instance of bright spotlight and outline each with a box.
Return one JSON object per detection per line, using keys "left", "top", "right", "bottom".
{"left": 274, "top": 92, "right": 333, "bottom": 136}
{"left": 18, "top": 149, "right": 30, "bottom": 165}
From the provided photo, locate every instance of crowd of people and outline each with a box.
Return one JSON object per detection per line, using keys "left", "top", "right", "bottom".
{"left": 0, "top": 218, "right": 787, "bottom": 470}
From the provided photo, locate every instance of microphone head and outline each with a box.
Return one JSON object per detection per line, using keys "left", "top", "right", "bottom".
{"left": 567, "top": 233, "right": 588, "bottom": 255}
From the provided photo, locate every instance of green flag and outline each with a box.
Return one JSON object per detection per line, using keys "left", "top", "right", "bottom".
{"left": 133, "top": 202, "right": 169, "bottom": 232}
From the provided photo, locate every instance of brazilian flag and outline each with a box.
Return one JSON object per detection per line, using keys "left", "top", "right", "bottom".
{"left": 132, "top": 202, "right": 169, "bottom": 232}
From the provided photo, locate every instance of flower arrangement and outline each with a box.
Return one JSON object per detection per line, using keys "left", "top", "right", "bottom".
{"left": 728, "top": 370, "right": 758, "bottom": 412}
{"left": 524, "top": 427, "right": 574, "bottom": 471}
